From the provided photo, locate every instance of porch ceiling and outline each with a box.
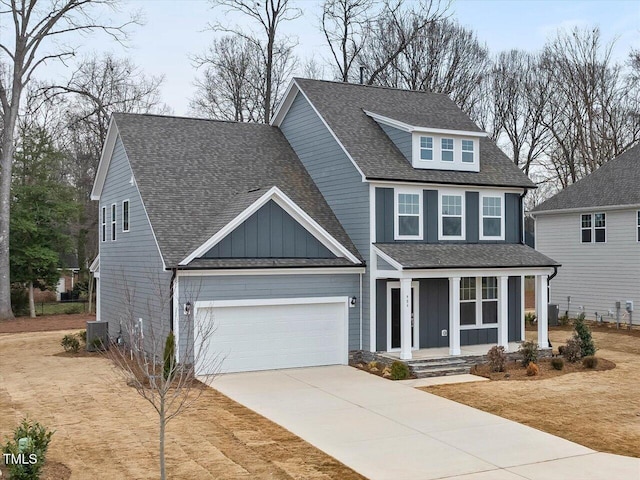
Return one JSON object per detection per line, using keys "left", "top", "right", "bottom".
{"left": 374, "top": 243, "right": 560, "bottom": 270}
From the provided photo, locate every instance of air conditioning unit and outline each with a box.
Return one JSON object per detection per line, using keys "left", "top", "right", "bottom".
{"left": 86, "top": 321, "right": 109, "bottom": 351}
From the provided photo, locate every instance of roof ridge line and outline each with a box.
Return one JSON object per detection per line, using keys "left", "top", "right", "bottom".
{"left": 294, "top": 77, "right": 449, "bottom": 97}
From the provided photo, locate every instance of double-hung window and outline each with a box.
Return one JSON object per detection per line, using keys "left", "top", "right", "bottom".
{"left": 395, "top": 191, "right": 422, "bottom": 239}
{"left": 460, "top": 276, "right": 498, "bottom": 327}
{"left": 637, "top": 211, "right": 640, "bottom": 242}
{"left": 481, "top": 277, "right": 498, "bottom": 324}
{"left": 122, "top": 200, "right": 130, "bottom": 232}
{"left": 460, "top": 277, "right": 476, "bottom": 325}
{"left": 581, "top": 213, "right": 605, "bottom": 243}
{"left": 461, "top": 140, "right": 474, "bottom": 163}
{"left": 111, "top": 204, "right": 117, "bottom": 241}
{"left": 440, "top": 193, "right": 464, "bottom": 239}
{"left": 441, "top": 138, "right": 454, "bottom": 162}
{"left": 420, "top": 136, "right": 433, "bottom": 160}
{"left": 481, "top": 195, "right": 503, "bottom": 239}
{"left": 101, "top": 206, "right": 106, "bottom": 242}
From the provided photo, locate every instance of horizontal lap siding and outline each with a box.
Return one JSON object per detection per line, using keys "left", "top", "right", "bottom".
{"left": 377, "top": 123, "right": 412, "bottom": 161}
{"left": 178, "top": 274, "right": 361, "bottom": 353}
{"left": 537, "top": 210, "right": 640, "bottom": 323}
{"left": 99, "top": 137, "right": 171, "bottom": 349}
{"left": 280, "top": 92, "right": 370, "bottom": 349}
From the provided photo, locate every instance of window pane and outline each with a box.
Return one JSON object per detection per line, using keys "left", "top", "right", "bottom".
{"left": 637, "top": 211, "right": 640, "bottom": 226}
{"left": 581, "top": 229, "right": 592, "bottom": 243}
{"left": 398, "top": 194, "right": 419, "bottom": 214}
{"left": 442, "top": 138, "right": 453, "bottom": 150}
{"left": 595, "top": 228, "right": 605, "bottom": 243}
{"left": 460, "top": 303, "right": 476, "bottom": 325}
{"left": 420, "top": 149, "right": 433, "bottom": 160}
{"left": 482, "top": 277, "right": 497, "bottom": 300}
{"left": 462, "top": 151, "right": 473, "bottom": 163}
{"left": 399, "top": 216, "right": 419, "bottom": 236}
{"left": 420, "top": 136, "right": 432, "bottom": 148}
{"left": 637, "top": 226, "right": 640, "bottom": 242}
{"left": 442, "top": 195, "right": 462, "bottom": 215}
{"left": 483, "top": 218, "right": 501, "bottom": 236}
{"left": 483, "top": 197, "right": 501, "bottom": 216}
{"left": 443, "top": 217, "right": 461, "bottom": 236}
{"left": 461, "top": 277, "right": 476, "bottom": 300}
{"left": 594, "top": 213, "right": 605, "bottom": 228}
{"left": 482, "top": 301, "right": 498, "bottom": 324}
{"left": 442, "top": 150, "right": 453, "bottom": 162}
{"left": 581, "top": 214, "right": 592, "bottom": 228}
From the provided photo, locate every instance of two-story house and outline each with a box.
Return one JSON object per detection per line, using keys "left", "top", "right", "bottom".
{"left": 532, "top": 144, "right": 640, "bottom": 324}
{"left": 91, "top": 78, "right": 558, "bottom": 374}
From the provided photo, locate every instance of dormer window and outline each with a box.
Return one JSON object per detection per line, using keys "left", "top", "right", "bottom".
{"left": 441, "top": 138, "right": 454, "bottom": 161}
{"left": 420, "top": 136, "right": 433, "bottom": 160}
{"left": 462, "top": 140, "right": 474, "bottom": 163}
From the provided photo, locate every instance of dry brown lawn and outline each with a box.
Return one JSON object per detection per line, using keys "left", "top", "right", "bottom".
{"left": 0, "top": 328, "right": 365, "bottom": 479}
{"left": 422, "top": 326, "right": 640, "bottom": 457}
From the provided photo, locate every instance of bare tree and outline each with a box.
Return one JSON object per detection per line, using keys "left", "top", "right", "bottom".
{"left": 321, "top": 0, "right": 374, "bottom": 82}
{"left": 106, "top": 274, "right": 221, "bottom": 480}
{"left": 0, "top": 0, "right": 140, "bottom": 320}
{"left": 209, "top": 0, "right": 301, "bottom": 122}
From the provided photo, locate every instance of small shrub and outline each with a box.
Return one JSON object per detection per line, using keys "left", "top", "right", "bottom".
{"left": 60, "top": 334, "right": 80, "bottom": 353}
{"left": 562, "top": 337, "right": 582, "bottom": 363}
{"left": 524, "top": 312, "right": 536, "bottom": 326}
{"left": 2, "top": 418, "right": 54, "bottom": 480}
{"left": 390, "top": 361, "right": 410, "bottom": 380}
{"left": 163, "top": 332, "right": 175, "bottom": 380}
{"left": 582, "top": 356, "right": 598, "bottom": 369}
{"left": 558, "top": 314, "right": 570, "bottom": 326}
{"left": 518, "top": 340, "right": 539, "bottom": 366}
{"left": 574, "top": 313, "right": 596, "bottom": 357}
{"left": 64, "top": 304, "right": 83, "bottom": 315}
{"left": 551, "top": 358, "right": 564, "bottom": 370}
{"left": 526, "top": 362, "right": 539, "bottom": 376}
{"left": 77, "top": 330, "right": 87, "bottom": 344}
{"left": 487, "top": 345, "right": 507, "bottom": 372}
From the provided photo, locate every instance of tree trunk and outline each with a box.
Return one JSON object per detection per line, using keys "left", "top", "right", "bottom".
{"left": 159, "top": 402, "right": 166, "bottom": 480}
{"left": 29, "top": 282, "right": 36, "bottom": 318}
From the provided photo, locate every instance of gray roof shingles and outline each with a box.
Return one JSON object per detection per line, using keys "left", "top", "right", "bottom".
{"left": 114, "top": 113, "right": 363, "bottom": 268}
{"left": 294, "top": 78, "right": 535, "bottom": 189}
{"left": 532, "top": 144, "right": 640, "bottom": 213}
{"left": 375, "top": 243, "right": 559, "bottom": 270}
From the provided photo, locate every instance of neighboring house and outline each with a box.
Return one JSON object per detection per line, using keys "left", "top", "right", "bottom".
{"left": 531, "top": 144, "right": 640, "bottom": 324}
{"left": 91, "top": 78, "right": 558, "bottom": 374}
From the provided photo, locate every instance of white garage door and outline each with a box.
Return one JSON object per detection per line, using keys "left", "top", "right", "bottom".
{"left": 195, "top": 298, "right": 348, "bottom": 374}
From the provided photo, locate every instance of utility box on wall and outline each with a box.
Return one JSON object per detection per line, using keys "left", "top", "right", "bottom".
{"left": 86, "top": 321, "right": 109, "bottom": 352}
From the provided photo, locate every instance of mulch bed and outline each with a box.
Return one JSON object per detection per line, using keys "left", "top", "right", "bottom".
{"left": 471, "top": 356, "right": 616, "bottom": 381}
{"left": 0, "top": 314, "right": 92, "bottom": 334}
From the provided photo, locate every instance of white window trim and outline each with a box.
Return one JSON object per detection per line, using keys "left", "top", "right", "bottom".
{"left": 594, "top": 212, "right": 606, "bottom": 243}
{"left": 579, "top": 213, "right": 607, "bottom": 244}
{"left": 122, "top": 199, "right": 130, "bottom": 233}
{"left": 637, "top": 211, "right": 640, "bottom": 243}
{"left": 460, "top": 276, "right": 499, "bottom": 330}
{"left": 461, "top": 139, "right": 475, "bottom": 163}
{"left": 419, "top": 136, "right": 433, "bottom": 161}
{"left": 479, "top": 192, "right": 505, "bottom": 241}
{"left": 111, "top": 203, "right": 117, "bottom": 242}
{"left": 580, "top": 213, "right": 592, "bottom": 244}
{"left": 394, "top": 188, "right": 423, "bottom": 240}
{"left": 438, "top": 189, "right": 465, "bottom": 241}
{"left": 441, "top": 138, "right": 454, "bottom": 162}
{"left": 410, "top": 135, "right": 479, "bottom": 172}
{"left": 101, "top": 206, "right": 106, "bottom": 243}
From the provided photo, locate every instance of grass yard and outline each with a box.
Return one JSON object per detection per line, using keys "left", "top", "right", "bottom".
{"left": 423, "top": 326, "right": 640, "bottom": 457}
{"left": 0, "top": 324, "right": 365, "bottom": 479}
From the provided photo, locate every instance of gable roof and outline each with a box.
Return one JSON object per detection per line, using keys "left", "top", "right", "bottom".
{"left": 532, "top": 144, "right": 640, "bottom": 213}
{"left": 277, "top": 78, "right": 534, "bottom": 189}
{"left": 103, "top": 113, "right": 363, "bottom": 268}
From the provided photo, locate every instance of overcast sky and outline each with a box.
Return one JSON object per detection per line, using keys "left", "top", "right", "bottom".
{"left": 9, "top": 0, "right": 640, "bottom": 116}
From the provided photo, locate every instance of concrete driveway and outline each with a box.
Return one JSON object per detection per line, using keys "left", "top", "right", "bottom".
{"left": 201, "top": 366, "right": 640, "bottom": 480}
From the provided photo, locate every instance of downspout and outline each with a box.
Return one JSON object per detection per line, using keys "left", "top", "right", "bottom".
{"left": 359, "top": 271, "right": 363, "bottom": 350}
{"left": 520, "top": 190, "right": 527, "bottom": 244}
{"left": 169, "top": 268, "right": 177, "bottom": 332}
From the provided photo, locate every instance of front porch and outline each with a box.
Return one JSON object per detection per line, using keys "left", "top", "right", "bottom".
{"left": 381, "top": 342, "right": 523, "bottom": 360}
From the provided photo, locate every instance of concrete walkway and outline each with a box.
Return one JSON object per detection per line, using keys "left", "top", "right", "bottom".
{"left": 201, "top": 366, "right": 640, "bottom": 480}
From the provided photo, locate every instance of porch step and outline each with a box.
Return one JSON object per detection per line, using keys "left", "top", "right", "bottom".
{"left": 411, "top": 365, "right": 472, "bottom": 378}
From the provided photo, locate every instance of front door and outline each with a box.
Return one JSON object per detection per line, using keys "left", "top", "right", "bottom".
{"left": 388, "top": 282, "right": 419, "bottom": 350}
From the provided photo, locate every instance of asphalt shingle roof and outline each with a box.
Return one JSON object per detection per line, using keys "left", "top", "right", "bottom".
{"left": 531, "top": 144, "right": 640, "bottom": 213}
{"left": 375, "top": 243, "right": 559, "bottom": 270}
{"left": 114, "top": 113, "right": 363, "bottom": 268}
{"left": 294, "top": 78, "right": 535, "bottom": 189}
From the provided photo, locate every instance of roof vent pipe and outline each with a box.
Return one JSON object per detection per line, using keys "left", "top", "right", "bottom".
{"left": 359, "top": 66, "right": 365, "bottom": 85}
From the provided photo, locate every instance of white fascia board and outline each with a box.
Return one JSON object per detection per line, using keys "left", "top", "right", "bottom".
{"left": 376, "top": 266, "right": 555, "bottom": 279}
{"left": 372, "top": 246, "right": 404, "bottom": 271}
{"left": 369, "top": 180, "right": 527, "bottom": 195}
{"left": 176, "top": 267, "right": 366, "bottom": 277}
{"left": 363, "top": 110, "right": 488, "bottom": 138}
{"left": 530, "top": 203, "right": 640, "bottom": 217}
{"left": 195, "top": 296, "right": 349, "bottom": 309}
{"left": 89, "top": 255, "right": 100, "bottom": 273}
{"left": 270, "top": 80, "right": 298, "bottom": 126}
{"left": 90, "top": 117, "right": 118, "bottom": 201}
{"left": 179, "top": 186, "right": 361, "bottom": 266}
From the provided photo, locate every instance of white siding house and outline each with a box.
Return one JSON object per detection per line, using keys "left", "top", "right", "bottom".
{"left": 532, "top": 144, "right": 640, "bottom": 324}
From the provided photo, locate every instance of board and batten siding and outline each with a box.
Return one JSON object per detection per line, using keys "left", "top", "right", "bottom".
{"left": 178, "top": 274, "right": 361, "bottom": 352}
{"left": 536, "top": 209, "right": 640, "bottom": 324}
{"left": 99, "top": 136, "right": 172, "bottom": 345}
{"left": 279, "top": 92, "right": 371, "bottom": 349}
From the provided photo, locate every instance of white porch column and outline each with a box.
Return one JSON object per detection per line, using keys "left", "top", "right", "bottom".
{"left": 498, "top": 276, "right": 509, "bottom": 350}
{"left": 400, "top": 277, "right": 413, "bottom": 360}
{"left": 536, "top": 275, "right": 549, "bottom": 348}
{"left": 520, "top": 276, "right": 526, "bottom": 342}
{"left": 449, "top": 276, "right": 461, "bottom": 356}
{"left": 95, "top": 277, "right": 101, "bottom": 321}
